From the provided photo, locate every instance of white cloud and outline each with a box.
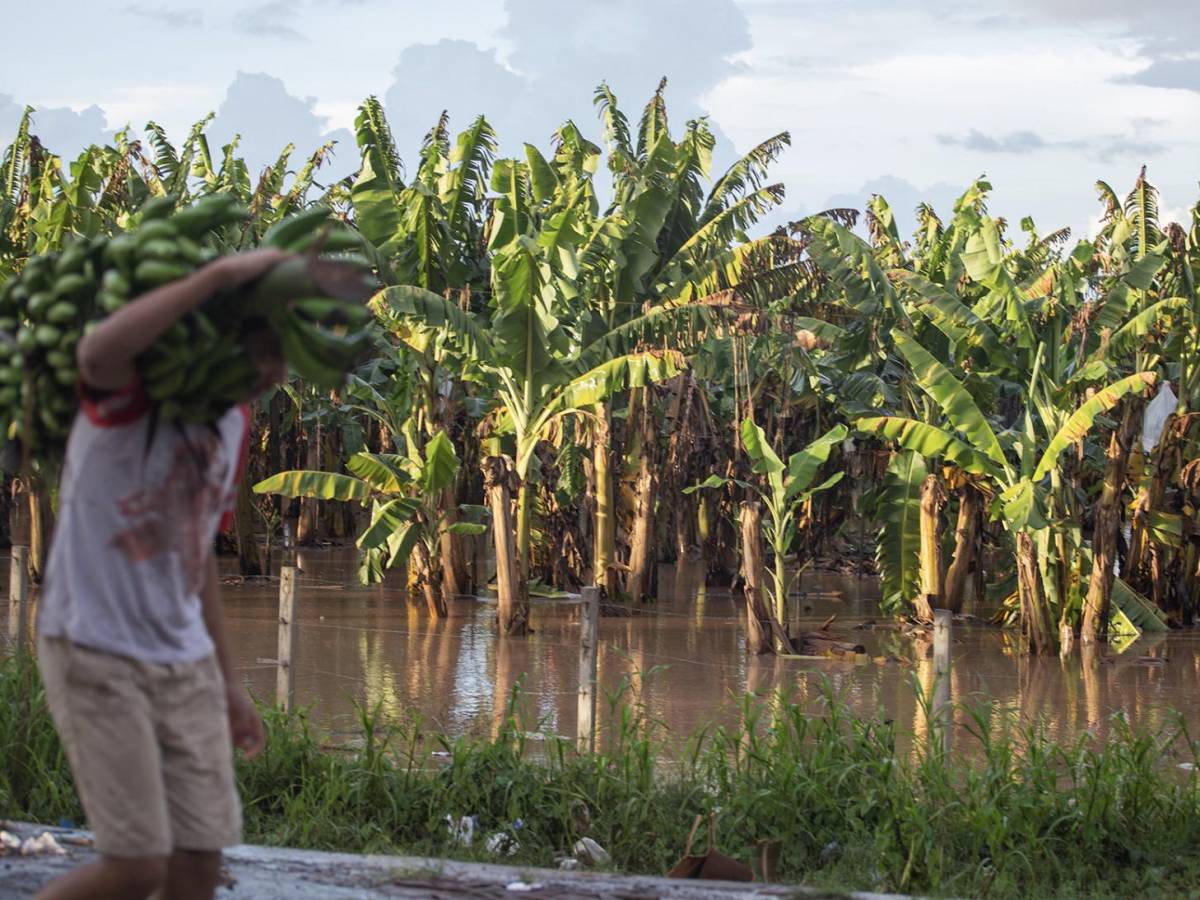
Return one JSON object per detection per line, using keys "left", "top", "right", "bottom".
{"left": 98, "top": 84, "right": 222, "bottom": 135}
{"left": 209, "top": 73, "right": 355, "bottom": 181}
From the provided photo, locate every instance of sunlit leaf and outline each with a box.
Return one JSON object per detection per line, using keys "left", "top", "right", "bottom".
{"left": 253, "top": 470, "right": 370, "bottom": 503}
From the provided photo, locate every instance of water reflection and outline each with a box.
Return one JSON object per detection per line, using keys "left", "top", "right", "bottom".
{"left": 4, "top": 547, "right": 1199, "bottom": 752}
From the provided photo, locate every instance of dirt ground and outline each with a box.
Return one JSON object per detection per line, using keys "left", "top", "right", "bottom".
{"left": 0, "top": 822, "right": 912, "bottom": 899}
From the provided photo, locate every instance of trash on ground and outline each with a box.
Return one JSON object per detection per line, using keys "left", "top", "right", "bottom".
{"left": 444, "top": 815, "right": 477, "bottom": 848}
{"left": 667, "top": 814, "right": 753, "bottom": 882}
{"left": 485, "top": 831, "right": 519, "bottom": 857}
{"left": 18, "top": 832, "right": 67, "bottom": 857}
{"left": 572, "top": 836, "right": 611, "bottom": 867}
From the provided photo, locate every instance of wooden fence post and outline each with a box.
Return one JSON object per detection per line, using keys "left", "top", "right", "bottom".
{"left": 277, "top": 565, "right": 297, "bottom": 711}
{"left": 932, "top": 608, "right": 952, "bottom": 752}
{"left": 8, "top": 546, "right": 28, "bottom": 649}
{"left": 577, "top": 586, "right": 600, "bottom": 753}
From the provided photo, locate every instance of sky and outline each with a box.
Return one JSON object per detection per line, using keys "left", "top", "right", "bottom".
{"left": 1, "top": 0, "right": 1197, "bottom": 238}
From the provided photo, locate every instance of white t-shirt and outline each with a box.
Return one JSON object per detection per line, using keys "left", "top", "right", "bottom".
{"left": 38, "top": 381, "right": 249, "bottom": 664}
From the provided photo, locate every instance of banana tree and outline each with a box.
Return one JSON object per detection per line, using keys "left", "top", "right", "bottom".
{"left": 253, "top": 428, "right": 484, "bottom": 617}
{"left": 687, "top": 419, "right": 846, "bottom": 650}
{"left": 374, "top": 274, "right": 685, "bottom": 631}
{"left": 348, "top": 100, "right": 497, "bottom": 596}
{"left": 858, "top": 322, "right": 1155, "bottom": 652}
{"left": 578, "top": 80, "right": 797, "bottom": 598}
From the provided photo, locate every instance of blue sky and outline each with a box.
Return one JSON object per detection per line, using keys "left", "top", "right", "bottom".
{"left": 2, "top": 0, "right": 1197, "bottom": 237}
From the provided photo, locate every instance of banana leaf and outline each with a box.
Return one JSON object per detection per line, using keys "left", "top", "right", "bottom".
{"left": 875, "top": 450, "right": 926, "bottom": 615}
{"left": 253, "top": 470, "right": 370, "bottom": 503}
{"left": 1110, "top": 577, "right": 1168, "bottom": 637}
{"left": 1033, "top": 372, "right": 1157, "bottom": 480}
{"left": 893, "top": 330, "right": 1006, "bottom": 468}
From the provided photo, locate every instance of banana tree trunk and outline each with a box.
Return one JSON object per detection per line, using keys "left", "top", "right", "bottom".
{"left": 515, "top": 478, "right": 532, "bottom": 592}
{"left": 1016, "top": 531, "right": 1055, "bottom": 654}
{"left": 27, "top": 477, "right": 53, "bottom": 583}
{"left": 943, "top": 486, "right": 980, "bottom": 614}
{"left": 915, "top": 474, "right": 945, "bottom": 623}
{"left": 484, "top": 456, "right": 528, "bottom": 636}
{"left": 739, "top": 501, "right": 773, "bottom": 654}
{"left": 233, "top": 476, "right": 263, "bottom": 576}
{"left": 296, "top": 425, "right": 320, "bottom": 545}
{"left": 592, "top": 404, "right": 615, "bottom": 594}
{"left": 321, "top": 427, "right": 350, "bottom": 540}
{"left": 1082, "top": 420, "right": 1137, "bottom": 643}
{"left": 412, "top": 539, "right": 447, "bottom": 618}
{"left": 1126, "top": 416, "right": 1171, "bottom": 585}
{"left": 624, "top": 390, "right": 657, "bottom": 602}
{"left": 439, "top": 483, "right": 469, "bottom": 599}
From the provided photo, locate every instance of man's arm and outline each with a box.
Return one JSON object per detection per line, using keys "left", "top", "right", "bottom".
{"left": 201, "top": 551, "right": 265, "bottom": 758}
{"left": 77, "top": 249, "right": 286, "bottom": 391}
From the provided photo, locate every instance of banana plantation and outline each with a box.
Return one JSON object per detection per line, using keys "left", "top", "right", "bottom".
{"left": 2, "top": 82, "right": 1198, "bottom": 664}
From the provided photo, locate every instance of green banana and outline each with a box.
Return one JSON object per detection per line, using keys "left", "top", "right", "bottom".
{"left": 27, "top": 292, "right": 53, "bottom": 318}
{"left": 137, "top": 239, "right": 181, "bottom": 262}
{"left": 101, "top": 269, "right": 131, "bottom": 297}
{"left": 52, "top": 274, "right": 90, "bottom": 299}
{"left": 103, "top": 234, "right": 137, "bottom": 272}
{"left": 169, "top": 195, "right": 245, "bottom": 238}
{"left": 262, "top": 207, "right": 335, "bottom": 251}
{"left": 55, "top": 243, "right": 89, "bottom": 276}
{"left": 135, "top": 260, "right": 192, "bottom": 288}
{"left": 98, "top": 290, "right": 127, "bottom": 314}
{"left": 46, "top": 302, "right": 78, "bottom": 325}
{"left": 287, "top": 227, "right": 364, "bottom": 255}
{"left": 174, "top": 236, "right": 208, "bottom": 266}
{"left": 35, "top": 324, "right": 63, "bottom": 347}
{"left": 138, "top": 194, "right": 179, "bottom": 221}
{"left": 139, "top": 350, "right": 184, "bottom": 383}
{"left": 145, "top": 366, "right": 186, "bottom": 401}
{"left": 134, "top": 220, "right": 178, "bottom": 246}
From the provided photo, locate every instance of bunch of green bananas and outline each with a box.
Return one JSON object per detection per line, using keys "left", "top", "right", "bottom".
{"left": 0, "top": 234, "right": 109, "bottom": 452}
{"left": 0, "top": 196, "right": 375, "bottom": 462}
{"left": 143, "top": 204, "right": 376, "bottom": 420}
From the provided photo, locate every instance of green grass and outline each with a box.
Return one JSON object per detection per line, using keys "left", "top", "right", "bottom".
{"left": 4, "top": 649, "right": 1200, "bottom": 898}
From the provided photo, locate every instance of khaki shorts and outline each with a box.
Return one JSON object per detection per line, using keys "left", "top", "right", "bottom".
{"left": 38, "top": 636, "right": 242, "bottom": 858}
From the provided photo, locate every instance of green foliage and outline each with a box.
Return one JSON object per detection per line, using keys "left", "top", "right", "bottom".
{"left": 874, "top": 450, "right": 926, "bottom": 615}
{"left": 7, "top": 651, "right": 1200, "bottom": 900}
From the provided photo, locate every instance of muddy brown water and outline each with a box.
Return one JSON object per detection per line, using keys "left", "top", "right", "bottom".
{"left": 4, "top": 547, "right": 1197, "bottom": 750}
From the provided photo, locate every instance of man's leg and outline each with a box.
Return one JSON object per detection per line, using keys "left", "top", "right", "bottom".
{"left": 155, "top": 849, "right": 222, "bottom": 900}
{"left": 36, "top": 639, "right": 174, "bottom": 899}
{"left": 35, "top": 855, "right": 168, "bottom": 900}
{"left": 158, "top": 656, "right": 243, "bottom": 897}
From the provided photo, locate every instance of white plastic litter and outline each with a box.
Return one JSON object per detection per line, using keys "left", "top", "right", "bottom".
{"left": 0, "top": 831, "right": 20, "bottom": 853}
{"left": 505, "top": 882, "right": 544, "bottom": 892}
{"left": 1143, "top": 382, "right": 1177, "bottom": 453}
{"left": 558, "top": 857, "right": 580, "bottom": 870}
{"left": 572, "top": 836, "right": 611, "bottom": 867}
{"left": 444, "top": 815, "right": 477, "bottom": 848}
{"left": 485, "top": 831, "right": 519, "bottom": 856}
{"left": 19, "top": 832, "right": 66, "bottom": 856}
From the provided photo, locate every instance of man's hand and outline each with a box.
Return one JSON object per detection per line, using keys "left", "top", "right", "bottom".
{"left": 227, "top": 688, "right": 266, "bottom": 759}
{"left": 206, "top": 248, "right": 289, "bottom": 292}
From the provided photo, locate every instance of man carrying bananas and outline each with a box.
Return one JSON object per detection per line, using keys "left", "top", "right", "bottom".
{"left": 34, "top": 248, "right": 290, "bottom": 900}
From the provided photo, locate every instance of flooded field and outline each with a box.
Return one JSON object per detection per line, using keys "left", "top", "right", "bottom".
{"left": 4, "top": 547, "right": 1193, "bottom": 747}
